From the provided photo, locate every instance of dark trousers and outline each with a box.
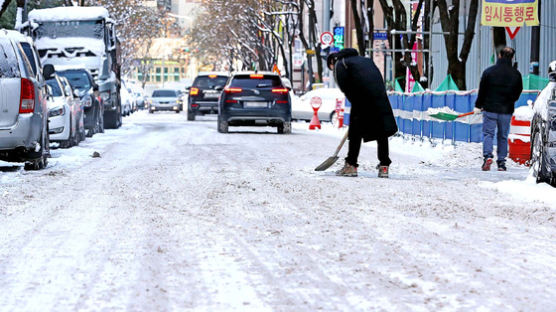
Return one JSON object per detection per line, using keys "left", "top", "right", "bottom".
{"left": 346, "top": 133, "right": 391, "bottom": 167}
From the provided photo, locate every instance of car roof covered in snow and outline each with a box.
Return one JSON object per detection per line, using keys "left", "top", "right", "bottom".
{"left": 0, "top": 29, "right": 33, "bottom": 44}
{"left": 197, "top": 72, "right": 229, "bottom": 77}
{"left": 54, "top": 64, "right": 90, "bottom": 72}
{"left": 231, "top": 71, "right": 279, "bottom": 77}
{"left": 29, "top": 6, "right": 109, "bottom": 22}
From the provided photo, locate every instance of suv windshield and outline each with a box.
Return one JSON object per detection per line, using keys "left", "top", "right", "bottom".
{"left": 46, "top": 79, "right": 63, "bottom": 97}
{"left": 152, "top": 90, "right": 177, "bottom": 98}
{"left": 193, "top": 76, "right": 228, "bottom": 89}
{"left": 35, "top": 20, "right": 104, "bottom": 40}
{"left": 57, "top": 70, "right": 91, "bottom": 92}
{"left": 230, "top": 75, "right": 282, "bottom": 88}
{"left": 0, "top": 40, "right": 20, "bottom": 78}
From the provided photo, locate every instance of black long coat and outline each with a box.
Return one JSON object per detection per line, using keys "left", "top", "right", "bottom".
{"left": 334, "top": 49, "right": 398, "bottom": 142}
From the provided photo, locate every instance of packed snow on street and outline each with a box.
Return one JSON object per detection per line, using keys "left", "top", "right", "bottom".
{"left": 1, "top": 111, "right": 555, "bottom": 311}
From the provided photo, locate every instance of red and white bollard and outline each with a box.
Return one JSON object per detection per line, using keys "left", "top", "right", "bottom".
{"left": 335, "top": 98, "right": 344, "bottom": 128}
{"left": 309, "top": 96, "right": 322, "bottom": 130}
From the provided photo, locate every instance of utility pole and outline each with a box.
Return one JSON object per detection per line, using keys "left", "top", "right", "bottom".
{"left": 529, "top": 0, "right": 541, "bottom": 75}
{"left": 323, "top": 0, "right": 331, "bottom": 33}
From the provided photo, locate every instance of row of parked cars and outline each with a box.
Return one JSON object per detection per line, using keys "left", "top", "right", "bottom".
{"left": 0, "top": 29, "right": 140, "bottom": 170}
{"left": 179, "top": 71, "right": 343, "bottom": 134}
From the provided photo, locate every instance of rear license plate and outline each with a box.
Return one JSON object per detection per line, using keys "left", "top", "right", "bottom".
{"left": 244, "top": 101, "right": 267, "bottom": 108}
{"left": 204, "top": 93, "right": 219, "bottom": 99}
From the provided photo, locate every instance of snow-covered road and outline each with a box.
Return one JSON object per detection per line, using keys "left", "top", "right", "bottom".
{"left": 1, "top": 111, "right": 555, "bottom": 311}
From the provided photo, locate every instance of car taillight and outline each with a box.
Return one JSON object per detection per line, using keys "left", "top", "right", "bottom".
{"left": 225, "top": 100, "right": 238, "bottom": 104}
{"left": 276, "top": 100, "right": 289, "bottom": 104}
{"left": 224, "top": 87, "right": 242, "bottom": 94}
{"left": 272, "top": 88, "right": 289, "bottom": 94}
{"left": 19, "top": 78, "right": 35, "bottom": 114}
{"left": 190, "top": 87, "right": 199, "bottom": 96}
{"left": 250, "top": 74, "right": 263, "bottom": 79}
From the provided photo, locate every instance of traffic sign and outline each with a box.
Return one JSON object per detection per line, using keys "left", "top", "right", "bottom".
{"left": 505, "top": 26, "right": 520, "bottom": 40}
{"left": 310, "top": 96, "right": 322, "bottom": 109}
{"left": 320, "top": 32, "right": 334, "bottom": 46}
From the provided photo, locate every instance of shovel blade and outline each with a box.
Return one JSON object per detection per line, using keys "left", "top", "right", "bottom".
{"left": 314, "top": 156, "right": 339, "bottom": 171}
{"left": 428, "top": 112, "right": 459, "bottom": 121}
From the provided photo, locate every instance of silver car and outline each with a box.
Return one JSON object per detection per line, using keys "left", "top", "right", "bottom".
{"left": 149, "top": 89, "right": 182, "bottom": 113}
{"left": 0, "top": 32, "right": 49, "bottom": 170}
{"left": 46, "top": 74, "right": 85, "bottom": 148}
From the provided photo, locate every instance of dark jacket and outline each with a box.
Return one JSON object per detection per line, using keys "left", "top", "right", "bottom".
{"left": 475, "top": 58, "right": 523, "bottom": 114}
{"left": 334, "top": 48, "right": 398, "bottom": 142}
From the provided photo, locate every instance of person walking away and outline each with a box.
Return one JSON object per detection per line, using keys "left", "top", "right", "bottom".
{"left": 474, "top": 47, "right": 523, "bottom": 171}
{"left": 328, "top": 48, "right": 398, "bottom": 178}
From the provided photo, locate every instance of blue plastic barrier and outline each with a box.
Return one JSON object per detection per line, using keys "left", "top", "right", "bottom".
{"left": 387, "top": 90, "right": 540, "bottom": 143}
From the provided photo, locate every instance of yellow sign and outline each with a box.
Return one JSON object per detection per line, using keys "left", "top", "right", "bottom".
{"left": 481, "top": 0, "right": 539, "bottom": 27}
{"left": 306, "top": 49, "right": 316, "bottom": 55}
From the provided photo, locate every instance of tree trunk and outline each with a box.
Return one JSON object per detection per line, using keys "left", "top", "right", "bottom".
{"left": 493, "top": 27, "right": 507, "bottom": 54}
{"left": 0, "top": 0, "right": 13, "bottom": 18}
{"left": 437, "top": 0, "right": 479, "bottom": 90}
{"left": 367, "top": 0, "right": 374, "bottom": 59}
{"left": 350, "top": 0, "right": 365, "bottom": 56}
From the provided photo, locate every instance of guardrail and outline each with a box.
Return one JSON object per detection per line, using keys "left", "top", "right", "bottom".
{"left": 344, "top": 90, "right": 540, "bottom": 143}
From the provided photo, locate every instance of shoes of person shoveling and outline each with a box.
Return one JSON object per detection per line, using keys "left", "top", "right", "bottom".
{"left": 378, "top": 165, "right": 389, "bottom": 178}
{"left": 336, "top": 163, "right": 357, "bottom": 177}
{"left": 497, "top": 163, "right": 507, "bottom": 171}
{"left": 482, "top": 158, "right": 493, "bottom": 171}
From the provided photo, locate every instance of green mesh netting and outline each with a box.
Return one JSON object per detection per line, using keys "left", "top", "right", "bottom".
{"left": 394, "top": 78, "right": 404, "bottom": 92}
{"left": 436, "top": 75, "right": 459, "bottom": 91}
{"left": 522, "top": 74, "right": 549, "bottom": 90}
{"left": 411, "top": 81, "right": 425, "bottom": 93}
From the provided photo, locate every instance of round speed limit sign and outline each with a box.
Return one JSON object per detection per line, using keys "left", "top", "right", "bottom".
{"left": 320, "top": 32, "right": 334, "bottom": 46}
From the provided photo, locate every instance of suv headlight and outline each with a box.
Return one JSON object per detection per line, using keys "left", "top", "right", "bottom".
{"left": 48, "top": 106, "right": 65, "bottom": 117}
{"left": 82, "top": 95, "right": 93, "bottom": 107}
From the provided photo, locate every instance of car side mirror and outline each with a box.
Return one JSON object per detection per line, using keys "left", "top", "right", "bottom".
{"left": 92, "top": 83, "right": 99, "bottom": 92}
{"left": 43, "top": 64, "right": 55, "bottom": 80}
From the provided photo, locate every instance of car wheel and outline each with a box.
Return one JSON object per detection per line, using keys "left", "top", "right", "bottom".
{"left": 62, "top": 115, "right": 74, "bottom": 148}
{"left": 531, "top": 125, "right": 550, "bottom": 183}
{"left": 330, "top": 111, "right": 338, "bottom": 127}
{"left": 149, "top": 110, "right": 154, "bottom": 114}
{"left": 277, "top": 121, "right": 291, "bottom": 134}
{"left": 217, "top": 117, "right": 228, "bottom": 133}
{"left": 187, "top": 111, "right": 195, "bottom": 121}
{"left": 99, "top": 107, "right": 105, "bottom": 133}
{"left": 24, "top": 128, "right": 48, "bottom": 170}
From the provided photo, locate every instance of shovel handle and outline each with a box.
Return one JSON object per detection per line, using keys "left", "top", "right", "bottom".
{"left": 457, "top": 111, "right": 475, "bottom": 118}
{"left": 333, "top": 130, "right": 350, "bottom": 157}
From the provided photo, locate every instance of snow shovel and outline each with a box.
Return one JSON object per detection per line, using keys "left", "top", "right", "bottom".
{"left": 428, "top": 111, "right": 475, "bottom": 121}
{"left": 315, "top": 130, "right": 349, "bottom": 171}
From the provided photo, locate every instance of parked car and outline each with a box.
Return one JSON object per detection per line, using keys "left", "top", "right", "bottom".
{"left": 150, "top": 89, "right": 182, "bottom": 113}
{"left": 0, "top": 31, "right": 49, "bottom": 170}
{"left": 217, "top": 72, "right": 292, "bottom": 134}
{"left": 188, "top": 72, "right": 229, "bottom": 120}
{"left": 56, "top": 68, "right": 104, "bottom": 137}
{"left": 45, "top": 68, "right": 85, "bottom": 148}
{"left": 292, "top": 88, "right": 345, "bottom": 125}
{"left": 530, "top": 60, "right": 556, "bottom": 186}
{"left": 120, "top": 81, "right": 133, "bottom": 116}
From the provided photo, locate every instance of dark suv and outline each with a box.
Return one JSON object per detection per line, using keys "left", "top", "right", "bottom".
{"left": 187, "top": 72, "right": 229, "bottom": 121}
{"left": 217, "top": 72, "right": 292, "bottom": 134}
{"left": 57, "top": 68, "right": 104, "bottom": 137}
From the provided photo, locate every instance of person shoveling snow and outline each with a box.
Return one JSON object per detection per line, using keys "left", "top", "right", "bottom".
{"left": 323, "top": 48, "right": 398, "bottom": 178}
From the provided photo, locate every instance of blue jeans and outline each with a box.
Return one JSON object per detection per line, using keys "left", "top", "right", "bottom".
{"left": 482, "top": 111, "right": 512, "bottom": 164}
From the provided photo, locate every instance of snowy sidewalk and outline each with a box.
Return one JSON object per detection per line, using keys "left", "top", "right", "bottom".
{"left": 0, "top": 111, "right": 554, "bottom": 311}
